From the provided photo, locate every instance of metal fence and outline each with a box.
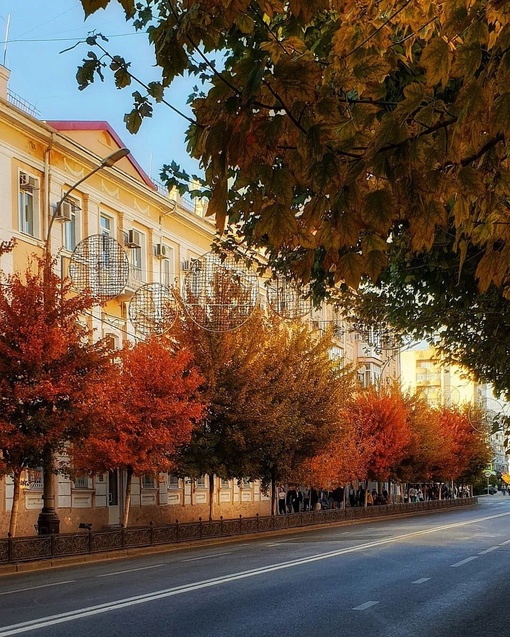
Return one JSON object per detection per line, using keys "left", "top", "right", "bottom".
{"left": 0, "top": 497, "right": 477, "bottom": 565}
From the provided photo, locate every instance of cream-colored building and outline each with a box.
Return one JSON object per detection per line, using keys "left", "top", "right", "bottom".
{"left": 0, "top": 64, "right": 277, "bottom": 536}
{"left": 0, "top": 63, "right": 401, "bottom": 535}
{"left": 400, "top": 345, "right": 508, "bottom": 476}
{"left": 400, "top": 345, "right": 480, "bottom": 407}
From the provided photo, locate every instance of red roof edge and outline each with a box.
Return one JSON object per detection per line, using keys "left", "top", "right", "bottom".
{"left": 45, "top": 120, "right": 157, "bottom": 191}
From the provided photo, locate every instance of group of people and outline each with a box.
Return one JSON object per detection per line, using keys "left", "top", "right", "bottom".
{"left": 277, "top": 486, "right": 345, "bottom": 514}
{"left": 277, "top": 482, "right": 470, "bottom": 513}
{"left": 404, "top": 483, "right": 463, "bottom": 502}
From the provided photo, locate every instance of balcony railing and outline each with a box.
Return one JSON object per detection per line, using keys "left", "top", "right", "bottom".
{"left": 7, "top": 89, "right": 40, "bottom": 118}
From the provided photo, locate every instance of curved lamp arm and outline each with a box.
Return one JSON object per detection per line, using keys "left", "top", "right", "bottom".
{"left": 45, "top": 147, "right": 130, "bottom": 249}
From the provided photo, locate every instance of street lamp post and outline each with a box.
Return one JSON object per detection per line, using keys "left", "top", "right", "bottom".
{"left": 37, "top": 147, "right": 130, "bottom": 536}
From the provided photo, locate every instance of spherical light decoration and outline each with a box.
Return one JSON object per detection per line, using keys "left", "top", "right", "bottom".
{"left": 128, "top": 283, "right": 178, "bottom": 335}
{"left": 265, "top": 277, "right": 311, "bottom": 320}
{"left": 69, "top": 234, "right": 129, "bottom": 302}
{"left": 182, "top": 252, "right": 259, "bottom": 332}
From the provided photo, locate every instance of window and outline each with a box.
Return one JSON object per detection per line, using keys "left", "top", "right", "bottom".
{"left": 74, "top": 476, "right": 90, "bottom": 489}
{"left": 220, "top": 479, "right": 230, "bottom": 489}
{"left": 141, "top": 475, "right": 155, "bottom": 489}
{"left": 162, "top": 258, "right": 172, "bottom": 286}
{"left": 62, "top": 196, "right": 81, "bottom": 251}
{"left": 329, "top": 346, "right": 343, "bottom": 362}
{"left": 100, "top": 213, "right": 113, "bottom": 237}
{"left": 125, "top": 229, "right": 146, "bottom": 283}
{"left": 103, "top": 332, "right": 120, "bottom": 350}
{"left": 168, "top": 474, "right": 180, "bottom": 489}
{"left": 241, "top": 478, "right": 251, "bottom": 488}
{"left": 196, "top": 476, "right": 206, "bottom": 489}
{"left": 18, "top": 172, "right": 39, "bottom": 237}
{"left": 27, "top": 468, "right": 43, "bottom": 490}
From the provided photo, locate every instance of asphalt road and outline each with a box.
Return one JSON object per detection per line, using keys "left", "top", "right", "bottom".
{"left": 0, "top": 497, "right": 509, "bottom": 637}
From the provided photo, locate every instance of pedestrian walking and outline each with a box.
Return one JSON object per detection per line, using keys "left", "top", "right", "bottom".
{"left": 278, "top": 486, "right": 286, "bottom": 514}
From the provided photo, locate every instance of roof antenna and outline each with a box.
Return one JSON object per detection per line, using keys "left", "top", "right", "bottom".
{"left": 3, "top": 15, "right": 10, "bottom": 67}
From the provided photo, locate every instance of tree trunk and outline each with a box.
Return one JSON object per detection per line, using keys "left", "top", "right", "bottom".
{"left": 208, "top": 473, "right": 215, "bottom": 521}
{"left": 8, "top": 470, "right": 22, "bottom": 537}
{"left": 122, "top": 468, "right": 133, "bottom": 528}
{"left": 271, "top": 472, "right": 276, "bottom": 516}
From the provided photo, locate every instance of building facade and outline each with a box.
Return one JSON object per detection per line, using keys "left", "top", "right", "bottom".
{"left": 400, "top": 345, "right": 509, "bottom": 476}
{"left": 0, "top": 64, "right": 400, "bottom": 536}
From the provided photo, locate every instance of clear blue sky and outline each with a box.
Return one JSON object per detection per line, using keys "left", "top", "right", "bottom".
{"left": 0, "top": 0, "right": 199, "bottom": 182}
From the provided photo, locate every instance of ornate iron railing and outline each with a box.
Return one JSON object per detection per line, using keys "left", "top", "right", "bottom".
{"left": 0, "top": 497, "right": 477, "bottom": 565}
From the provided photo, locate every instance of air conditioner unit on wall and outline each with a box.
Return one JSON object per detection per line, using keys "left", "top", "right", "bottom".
{"left": 54, "top": 199, "right": 73, "bottom": 222}
{"left": 19, "top": 172, "right": 38, "bottom": 192}
{"left": 125, "top": 229, "right": 142, "bottom": 249}
{"left": 155, "top": 243, "right": 167, "bottom": 258}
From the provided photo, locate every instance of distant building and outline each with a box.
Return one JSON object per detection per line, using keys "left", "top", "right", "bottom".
{"left": 400, "top": 345, "right": 509, "bottom": 477}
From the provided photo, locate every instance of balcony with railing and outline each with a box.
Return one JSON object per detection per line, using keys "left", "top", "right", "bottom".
{"left": 7, "top": 89, "right": 40, "bottom": 118}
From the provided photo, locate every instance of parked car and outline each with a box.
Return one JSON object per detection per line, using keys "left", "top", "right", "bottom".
{"left": 488, "top": 486, "right": 498, "bottom": 495}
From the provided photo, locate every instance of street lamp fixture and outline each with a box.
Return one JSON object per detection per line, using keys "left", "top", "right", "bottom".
{"left": 45, "top": 147, "right": 130, "bottom": 249}
{"left": 37, "top": 146, "right": 130, "bottom": 536}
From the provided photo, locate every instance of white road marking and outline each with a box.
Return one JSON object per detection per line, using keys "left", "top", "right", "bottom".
{"left": 0, "top": 581, "right": 75, "bottom": 596}
{"left": 97, "top": 565, "right": 164, "bottom": 577}
{"left": 2, "top": 510, "right": 510, "bottom": 636}
{"left": 499, "top": 539, "right": 510, "bottom": 545}
{"left": 478, "top": 546, "right": 499, "bottom": 555}
{"left": 181, "top": 551, "right": 232, "bottom": 562}
{"left": 451, "top": 556, "right": 478, "bottom": 567}
{"left": 353, "top": 601, "right": 379, "bottom": 611}
{"left": 412, "top": 578, "right": 430, "bottom": 584}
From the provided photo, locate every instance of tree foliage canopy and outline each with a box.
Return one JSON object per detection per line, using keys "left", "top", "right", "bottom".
{"left": 341, "top": 225, "right": 510, "bottom": 396}
{"left": 77, "top": 0, "right": 510, "bottom": 301}
{"left": 173, "top": 308, "right": 355, "bottom": 491}
{"left": 71, "top": 337, "right": 204, "bottom": 477}
{"left": 0, "top": 257, "right": 112, "bottom": 478}
{"left": 303, "top": 384, "right": 492, "bottom": 488}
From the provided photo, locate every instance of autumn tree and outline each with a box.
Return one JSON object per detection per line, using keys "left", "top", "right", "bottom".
{"left": 433, "top": 405, "right": 492, "bottom": 485}
{"left": 70, "top": 336, "right": 204, "bottom": 528}
{"left": 239, "top": 317, "right": 357, "bottom": 513}
{"left": 76, "top": 0, "right": 510, "bottom": 306}
{"left": 174, "top": 308, "right": 355, "bottom": 516}
{"left": 390, "top": 393, "right": 446, "bottom": 485}
{"left": 0, "top": 256, "right": 112, "bottom": 536}
{"left": 299, "top": 419, "right": 370, "bottom": 493}
{"left": 343, "top": 384, "right": 411, "bottom": 499}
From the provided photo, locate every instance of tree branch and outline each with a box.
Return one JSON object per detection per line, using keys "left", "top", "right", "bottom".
{"left": 341, "top": 0, "right": 415, "bottom": 61}
{"left": 93, "top": 41, "right": 197, "bottom": 126}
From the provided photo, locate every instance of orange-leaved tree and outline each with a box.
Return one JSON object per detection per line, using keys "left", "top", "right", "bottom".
{"left": 70, "top": 336, "right": 205, "bottom": 528}
{"left": 0, "top": 255, "right": 113, "bottom": 536}
{"left": 344, "top": 384, "right": 411, "bottom": 500}
{"left": 434, "top": 405, "right": 492, "bottom": 485}
{"left": 174, "top": 308, "right": 356, "bottom": 516}
{"left": 239, "top": 317, "right": 357, "bottom": 513}
{"left": 391, "top": 392, "right": 445, "bottom": 484}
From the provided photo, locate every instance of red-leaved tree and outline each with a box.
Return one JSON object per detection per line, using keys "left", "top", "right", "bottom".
{"left": 70, "top": 336, "right": 205, "bottom": 527}
{"left": 345, "top": 384, "right": 411, "bottom": 498}
{"left": 434, "top": 405, "right": 492, "bottom": 485}
{"left": 0, "top": 255, "right": 112, "bottom": 536}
